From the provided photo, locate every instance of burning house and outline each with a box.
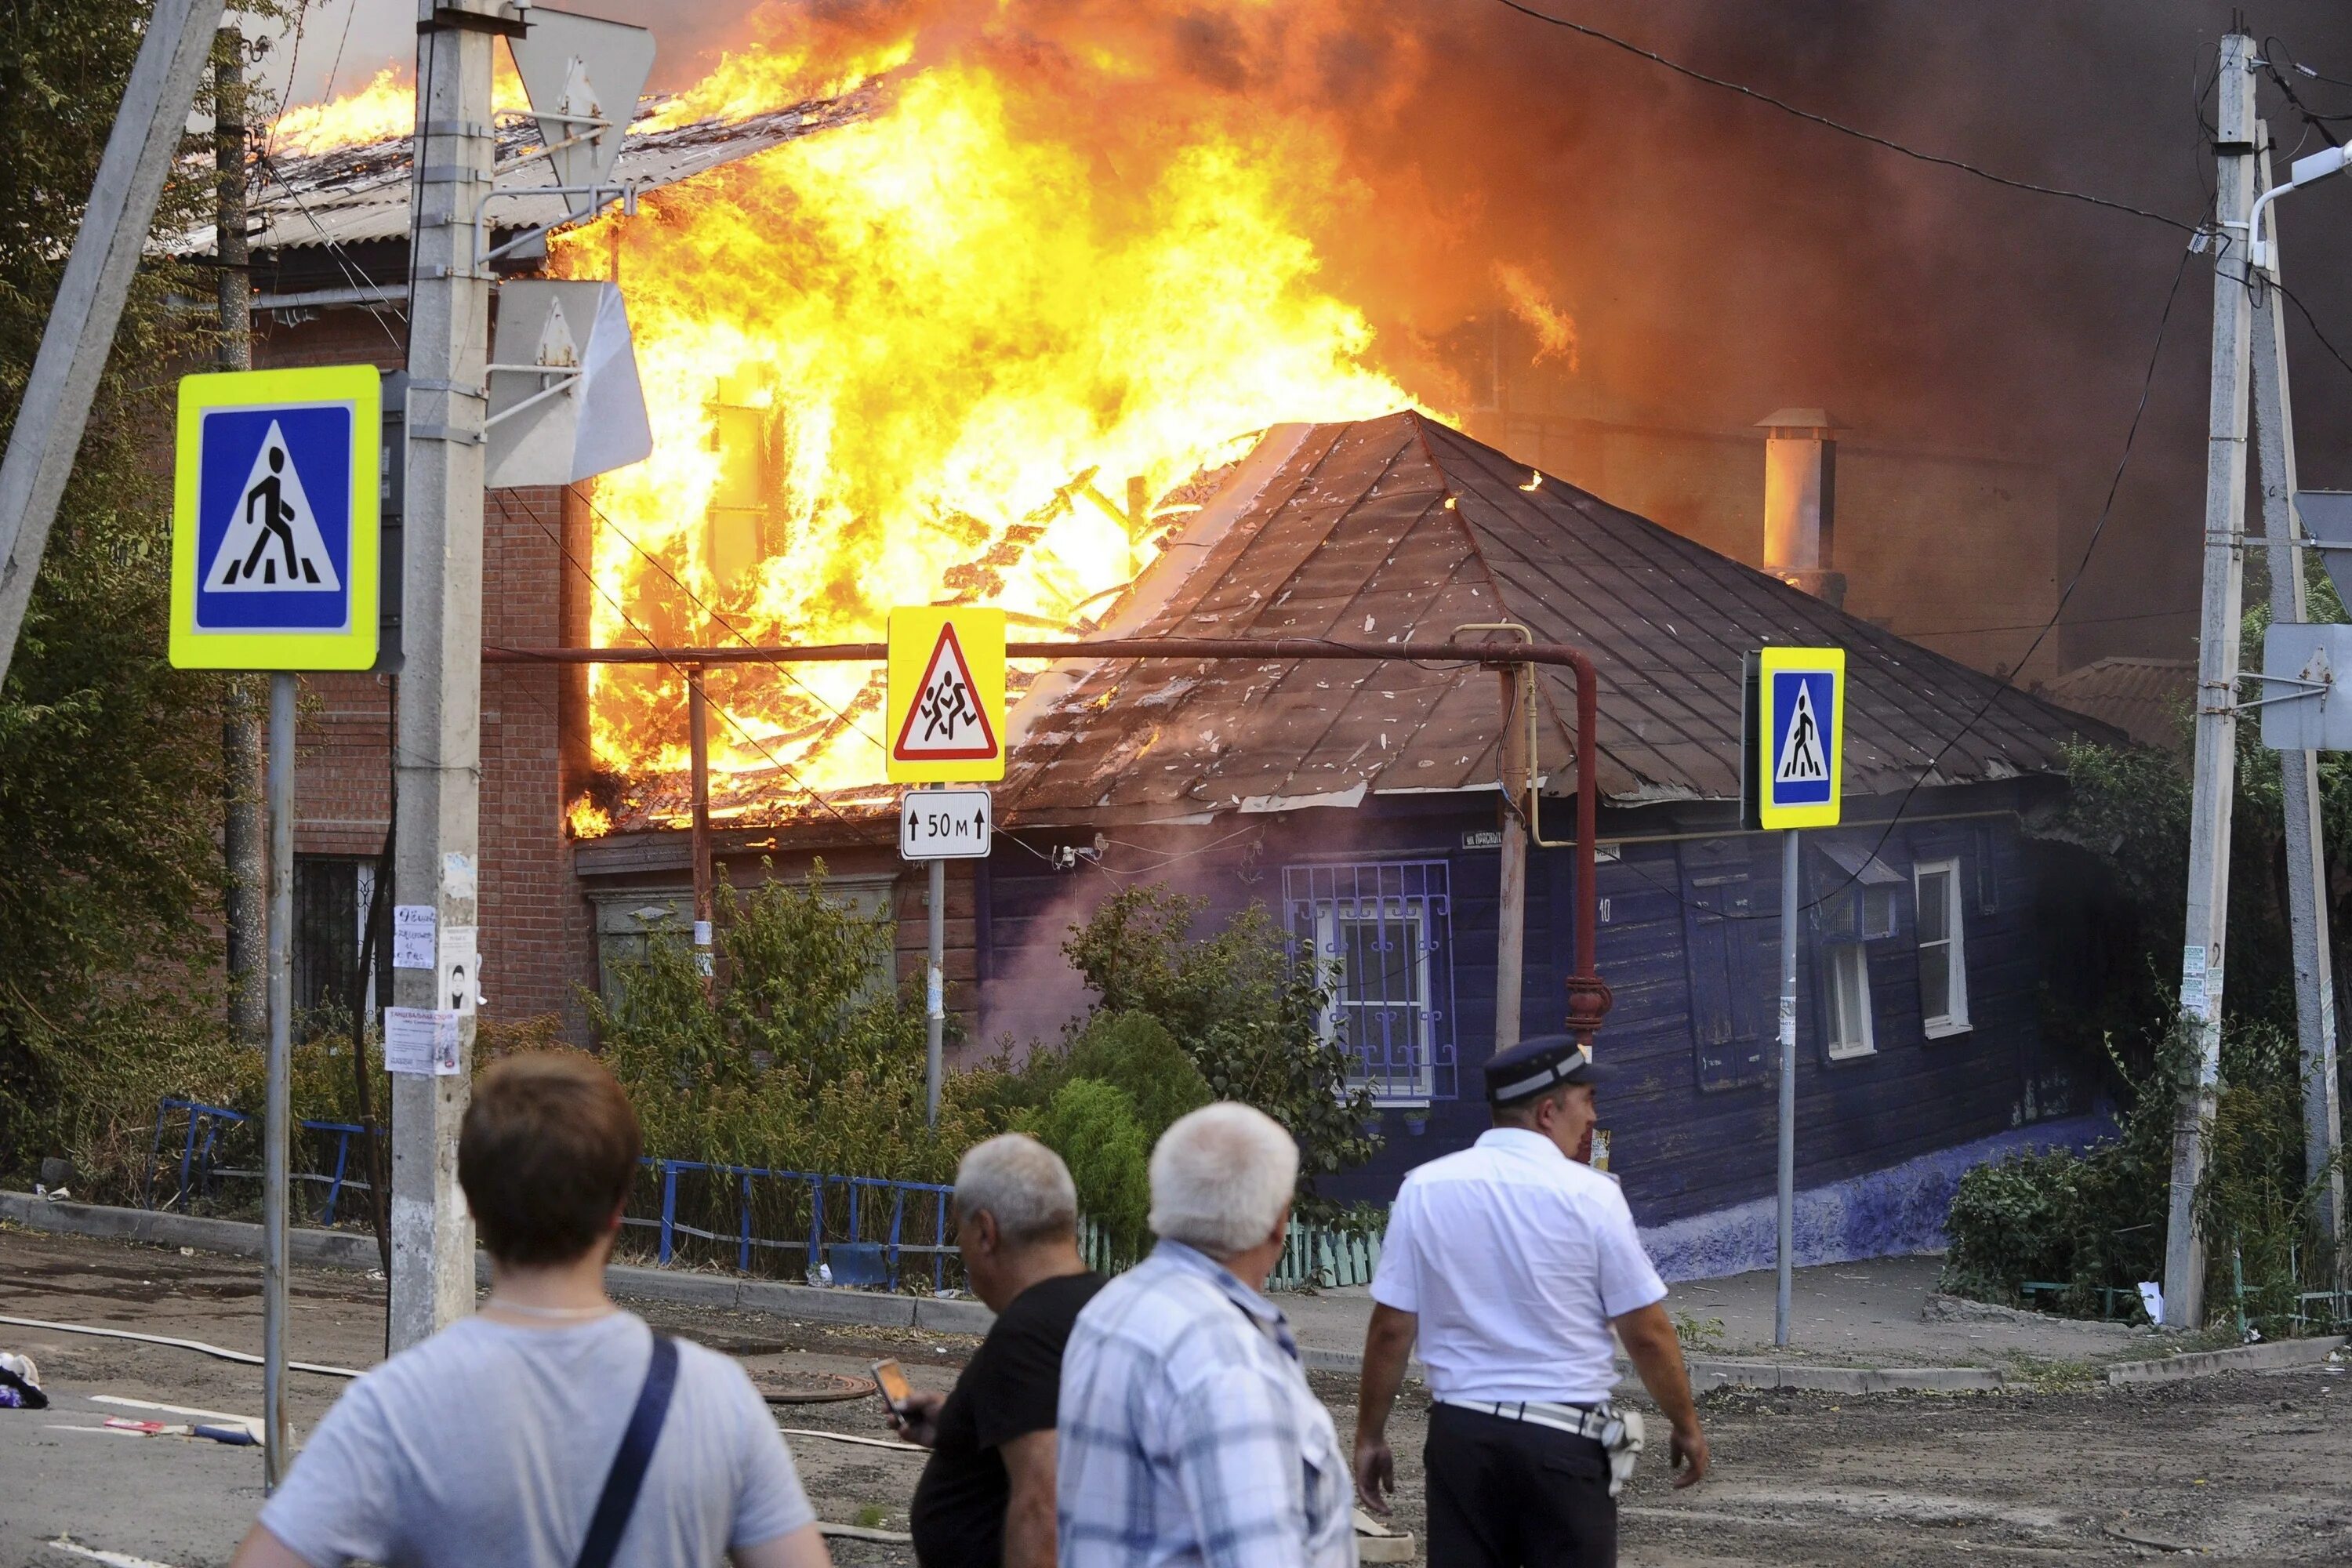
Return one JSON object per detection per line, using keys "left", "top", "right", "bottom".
{"left": 210, "top": 13, "right": 2140, "bottom": 1264}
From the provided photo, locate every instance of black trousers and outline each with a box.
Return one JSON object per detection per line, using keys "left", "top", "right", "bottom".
{"left": 1425, "top": 1402, "right": 1617, "bottom": 1568}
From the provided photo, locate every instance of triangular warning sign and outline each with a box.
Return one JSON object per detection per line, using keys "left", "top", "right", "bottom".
{"left": 892, "top": 622, "right": 1000, "bottom": 761}
{"left": 202, "top": 420, "right": 343, "bottom": 593}
{"left": 1775, "top": 681, "right": 1828, "bottom": 785}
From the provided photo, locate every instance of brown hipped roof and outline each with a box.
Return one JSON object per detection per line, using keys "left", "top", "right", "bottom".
{"left": 998, "top": 412, "right": 2121, "bottom": 824}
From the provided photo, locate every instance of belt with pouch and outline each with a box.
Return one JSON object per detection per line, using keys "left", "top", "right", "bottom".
{"left": 1432, "top": 1396, "right": 1646, "bottom": 1497}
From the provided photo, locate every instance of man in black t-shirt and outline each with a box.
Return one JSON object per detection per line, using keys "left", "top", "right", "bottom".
{"left": 898, "top": 1135, "right": 1104, "bottom": 1568}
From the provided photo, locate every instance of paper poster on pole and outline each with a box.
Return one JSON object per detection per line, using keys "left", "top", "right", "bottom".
{"left": 438, "top": 924, "right": 478, "bottom": 1017}
{"left": 384, "top": 1007, "right": 463, "bottom": 1076}
{"left": 392, "top": 906, "right": 437, "bottom": 970}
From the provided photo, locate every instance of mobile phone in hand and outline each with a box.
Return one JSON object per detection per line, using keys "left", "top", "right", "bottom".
{"left": 871, "top": 1358, "right": 913, "bottom": 1417}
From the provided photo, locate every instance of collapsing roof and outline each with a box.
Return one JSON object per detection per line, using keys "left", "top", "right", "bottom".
{"left": 999, "top": 412, "right": 2120, "bottom": 823}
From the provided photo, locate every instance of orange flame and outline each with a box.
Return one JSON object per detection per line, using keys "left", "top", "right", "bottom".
{"left": 1494, "top": 263, "right": 1578, "bottom": 371}
{"left": 554, "top": 42, "right": 1421, "bottom": 824}
{"left": 268, "top": 60, "right": 531, "bottom": 155}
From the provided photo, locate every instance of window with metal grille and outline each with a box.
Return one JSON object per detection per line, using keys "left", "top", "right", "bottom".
{"left": 293, "top": 856, "right": 383, "bottom": 1022}
{"left": 1283, "top": 862, "right": 1456, "bottom": 1102}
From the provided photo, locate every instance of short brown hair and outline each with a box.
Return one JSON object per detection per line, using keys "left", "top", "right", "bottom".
{"left": 459, "top": 1053, "right": 641, "bottom": 1265}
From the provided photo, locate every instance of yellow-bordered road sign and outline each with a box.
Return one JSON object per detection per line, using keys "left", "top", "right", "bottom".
{"left": 1753, "top": 646, "right": 1846, "bottom": 829}
{"left": 887, "top": 606, "right": 1006, "bottom": 782}
{"left": 169, "top": 365, "right": 379, "bottom": 670}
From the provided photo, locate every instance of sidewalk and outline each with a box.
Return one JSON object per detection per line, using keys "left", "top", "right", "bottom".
{"left": 1279, "top": 1254, "right": 2151, "bottom": 1372}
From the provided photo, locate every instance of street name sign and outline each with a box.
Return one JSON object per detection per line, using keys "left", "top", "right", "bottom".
{"left": 901, "top": 786, "right": 993, "bottom": 860}
{"left": 1747, "top": 646, "right": 1846, "bottom": 829}
{"left": 887, "top": 605, "right": 1006, "bottom": 782}
{"left": 169, "top": 365, "right": 380, "bottom": 670}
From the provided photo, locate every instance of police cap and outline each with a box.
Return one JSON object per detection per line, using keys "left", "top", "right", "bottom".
{"left": 1483, "top": 1033, "right": 1605, "bottom": 1106}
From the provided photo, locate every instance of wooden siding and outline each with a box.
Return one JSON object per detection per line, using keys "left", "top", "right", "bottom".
{"left": 972, "top": 792, "right": 2079, "bottom": 1229}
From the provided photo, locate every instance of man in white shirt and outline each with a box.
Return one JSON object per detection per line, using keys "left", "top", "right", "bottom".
{"left": 1352, "top": 1035, "right": 1706, "bottom": 1568}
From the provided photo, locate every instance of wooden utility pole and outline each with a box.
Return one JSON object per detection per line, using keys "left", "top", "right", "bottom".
{"left": 2165, "top": 31, "right": 2257, "bottom": 1330}
{"left": 216, "top": 27, "right": 266, "bottom": 1050}
{"left": 2249, "top": 126, "right": 2347, "bottom": 1264}
{"left": 1494, "top": 665, "right": 1529, "bottom": 1058}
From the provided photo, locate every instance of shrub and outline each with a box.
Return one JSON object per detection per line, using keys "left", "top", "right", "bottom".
{"left": 1062, "top": 887, "right": 1377, "bottom": 1204}
{"left": 1014, "top": 1010, "right": 1210, "bottom": 1142}
{"left": 1025, "top": 1077, "right": 1152, "bottom": 1256}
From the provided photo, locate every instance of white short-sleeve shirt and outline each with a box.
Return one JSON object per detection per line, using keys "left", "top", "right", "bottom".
{"left": 1370, "top": 1127, "right": 1667, "bottom": 1406}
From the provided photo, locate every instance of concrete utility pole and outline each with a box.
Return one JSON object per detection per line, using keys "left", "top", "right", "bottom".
{"left": 216, "top": 28, "right": 267, "bottom": 1050}
{"left": 0, "top": 0, "right": 227, "bottom": 684}
{"left": 2249, "top": 127, "right": 2348, "bottom": 1264}
{"left": 2165, "top": 31, "right": 2257, "bottom": 1330}
{"left": 390, "top": 0, "right": 502, "bottom": 1351}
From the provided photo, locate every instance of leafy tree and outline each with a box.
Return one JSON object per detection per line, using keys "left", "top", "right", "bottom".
{"left": 1014, "top": 1009, "right": 1210, "bottom": 1142}
{"left": 0, "top": 1, "right": 228, "bottom": 1175}
{"left": 1062, "top": 886, "right": 1377, "bottom": 1203}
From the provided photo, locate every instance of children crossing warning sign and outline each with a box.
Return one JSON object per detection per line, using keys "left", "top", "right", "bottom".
{"left": 170, "top": 365, "right": 379, "bottom": 670}
{"left": 887, "top": 607, "right": 1006, "bottom": 782}
{"left": 1746, "top": 646, "right": 1846, "bottom": 829}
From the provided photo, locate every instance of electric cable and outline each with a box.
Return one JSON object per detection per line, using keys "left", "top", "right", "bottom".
{"left": 1486, "top": 0, "right": 2196, "bottom": 232}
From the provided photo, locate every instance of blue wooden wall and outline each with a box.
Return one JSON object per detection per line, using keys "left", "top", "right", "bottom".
{"left": 980, "top": 793, "right": 2073, "bottom": 1228}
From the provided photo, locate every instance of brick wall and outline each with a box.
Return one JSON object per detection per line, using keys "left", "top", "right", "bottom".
{"left": 260, "top": 308, "right": 591, "bottom": 1036}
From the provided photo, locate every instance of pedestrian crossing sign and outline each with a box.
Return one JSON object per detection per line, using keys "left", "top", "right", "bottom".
{"left": 169, "top": 365, "right": 379, "bottom": 670}
{"left": 1750, "top": 646, "right": 1845, "bottom": 829}
{"left": 887, "top": 606, "right": 1006, "bottom": 782}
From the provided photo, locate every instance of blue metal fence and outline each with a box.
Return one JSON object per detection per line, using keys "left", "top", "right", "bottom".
{"left": 147, "top": 1099, "right": 957, "bottom": 1293}
{"left": 148, "top": 1099, "right": 1376, "bottom": 1295}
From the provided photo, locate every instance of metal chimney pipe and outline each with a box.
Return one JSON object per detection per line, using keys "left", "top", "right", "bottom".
{"left": 1758, "top": 408, "right": 1845, "bottom": 607}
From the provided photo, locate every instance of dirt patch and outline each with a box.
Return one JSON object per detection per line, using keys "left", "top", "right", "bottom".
{"left": 5, "top": 1226, "right": 2350, "bottom": 1566}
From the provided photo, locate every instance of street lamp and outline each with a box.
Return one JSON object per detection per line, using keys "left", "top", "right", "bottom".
{"left": 2244, "top": 143, "right": 2348, "bottom": 272}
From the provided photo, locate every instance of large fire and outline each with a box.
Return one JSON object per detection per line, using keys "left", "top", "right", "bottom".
{"left": 274, "top": 4, "right": 1572, "bottom": 832}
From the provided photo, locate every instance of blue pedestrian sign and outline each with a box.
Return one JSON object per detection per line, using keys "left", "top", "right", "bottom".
{"left": 170, "top": 366, "right": 380, "bottom": 670}
{"left": 1748, "top": 647, "right": 1845, "bottom": 829}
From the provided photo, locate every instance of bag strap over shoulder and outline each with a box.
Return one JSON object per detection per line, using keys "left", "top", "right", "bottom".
{"left": 575, "top": 1334, "right": 682, "bottom": 1568}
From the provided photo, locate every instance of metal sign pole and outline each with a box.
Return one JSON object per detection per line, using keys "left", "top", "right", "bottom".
{"left": 263, "top": 670, "right": 295, "bottom": 1485}
{"left": 927, "top": 838, "right": 946, "bottom": 1128}
{"left": 1776, "top": 826, "right": 1799, "bottom": 1349}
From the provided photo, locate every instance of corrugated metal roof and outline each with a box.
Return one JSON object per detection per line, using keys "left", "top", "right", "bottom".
{"left": 187, "top": 88, "right": 874, "bottom": 256}
{"left": 998, "top": 411, "right": 2124, "bottom": 822}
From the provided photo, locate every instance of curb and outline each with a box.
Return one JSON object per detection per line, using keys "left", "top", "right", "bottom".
{"left": 2105, "top": 1334, "right": 2346, "bottom": 1385}
{"left": 1686, "top": 1357, "right": 2005, "bottom": 1394}
{"left": 0, "top": 1190, "right": 996, "bottom": 1336}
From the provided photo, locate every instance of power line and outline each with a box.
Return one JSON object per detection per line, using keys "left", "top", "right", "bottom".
{"left": 1487, "top": 0, "right": 2197, "bottom": 232}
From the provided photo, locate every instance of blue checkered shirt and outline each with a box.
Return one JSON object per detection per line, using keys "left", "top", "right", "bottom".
{"left": 1057, "top": 1240, "right": 1355, "bottom": 1568}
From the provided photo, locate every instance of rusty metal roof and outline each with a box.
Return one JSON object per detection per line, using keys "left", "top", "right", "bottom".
{"left": 184, "top": 88, "right": 874, "bottom": 257}
{"left": 2032, "top": 656, "right": 2191, "bottom": 749}
{"left": 999, "top": 411, "right": 2122, "bottom": 823}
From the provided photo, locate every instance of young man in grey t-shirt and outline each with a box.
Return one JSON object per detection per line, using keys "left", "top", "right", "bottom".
{"left": 230, "top": 1054, "right": 831, "bottom": 1568}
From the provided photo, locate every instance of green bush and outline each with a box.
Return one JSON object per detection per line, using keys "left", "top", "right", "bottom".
{"left": 1013, "top": 1010, "right": 1210, "bottom": 1141}
{"left": 585, "top": 861, "right": 992, "bottom": 1182}
{"left": 1025, "top": 1077, "right": 1152, "bottom": 1256}
{"left": 1061, "top": 887, "right": 1377, "bottom": 1204}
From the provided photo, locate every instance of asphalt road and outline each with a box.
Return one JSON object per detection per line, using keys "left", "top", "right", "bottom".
{"left": 5, "top": 1225, "right": 2350, "bottom": 1566}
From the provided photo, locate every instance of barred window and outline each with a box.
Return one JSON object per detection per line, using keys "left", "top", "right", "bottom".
{"left": 1283, "top": 861, "right": 1457, "bottom": 1102}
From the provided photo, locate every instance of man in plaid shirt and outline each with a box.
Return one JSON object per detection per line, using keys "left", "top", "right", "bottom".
{"left": 1057, "top": 1104, "right": 1354, "bottom": 1568}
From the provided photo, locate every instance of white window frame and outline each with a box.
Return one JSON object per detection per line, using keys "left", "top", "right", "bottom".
{"left": 1915, "top": 857, "right": 1971, "bottom": 1037}
{"left": 1824, "top": 942, "right": 1875, "bottom": 1059}
{"left": 1314, "top": 897, "right": 1436, "bottom": 1105}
